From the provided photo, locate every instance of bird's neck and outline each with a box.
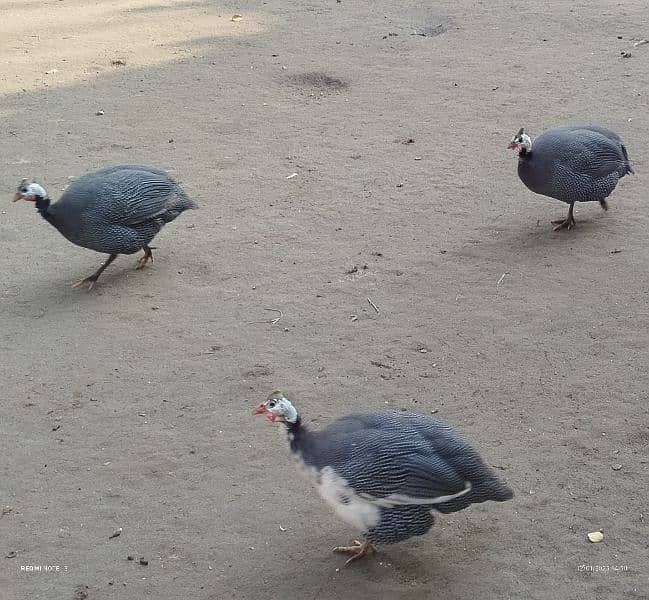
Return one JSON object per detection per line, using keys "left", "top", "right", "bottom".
{"left": 285, "top": 417, "right": 307, "bottom": 453}
{"left": 34, "top": 196, "right": 54, "bottom": 224}
{"left": 519, "top": 147, "right": 531, "bottom": 160}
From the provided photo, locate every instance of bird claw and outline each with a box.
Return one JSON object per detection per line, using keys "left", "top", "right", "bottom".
{"left": 551, "top": 217, "right": 576, "bottom": 231}
{"left": 333, "top": 540, "right": 377, "bottom": 565}
{"left": 71, "top": 277, "right": 97, "bottom": 291}
{"left": 136, "top": 252, "right": 154, "bottom": 270}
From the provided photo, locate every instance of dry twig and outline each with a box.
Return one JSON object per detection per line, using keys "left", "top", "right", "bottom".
{"left": 264, "top": 308, "right": 283, "bottom": 325}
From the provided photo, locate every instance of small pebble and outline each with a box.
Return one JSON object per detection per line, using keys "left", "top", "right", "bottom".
{"left": 109, "top": 528, "right": 122, "bottom": 539}
{"left": 127, "top": 555, "right": 134, "bottom": 561}
{"left": 95, "top": 110, "right": 105, "bottom": 116}
{"left": 587, "top": 531, "right": 604, "bottom": 543}
{"left": 612, "top": 464, "right": 622, "bottom": 471}
{"left": 139, "top": 558, "right": 148, "bottom": 566}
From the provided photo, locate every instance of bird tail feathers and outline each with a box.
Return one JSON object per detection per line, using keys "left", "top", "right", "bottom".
{"left": 621, "top": 144, "right": 634, "bottom": 175}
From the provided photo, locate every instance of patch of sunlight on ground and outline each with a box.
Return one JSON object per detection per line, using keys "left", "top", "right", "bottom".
{"left": 0, "top": 0, "right": 271, "bottom": 96}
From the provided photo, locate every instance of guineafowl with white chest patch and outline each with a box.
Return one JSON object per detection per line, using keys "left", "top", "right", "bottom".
{"left": 253, "top": 391, "right": 513, "bottom": 565}
{"left": 13, "top": 164, "right": 197, "bottom": 289}
{"left": 508, "top": 125, "right": 633, "bottom": 230}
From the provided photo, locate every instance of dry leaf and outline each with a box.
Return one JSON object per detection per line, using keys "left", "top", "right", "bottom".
{"left": 231, "top": 14, "right": 243, "bottom": 22}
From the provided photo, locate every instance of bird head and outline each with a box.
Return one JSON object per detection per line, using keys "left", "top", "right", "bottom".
{"left": 13, "top": 180, "right": 48, "bottom": 202}
{"left": 507, "top": 128, "right": 532, "bottom": 154}
{"left": 253, "top": 391, "right": 299, "bottom": 424}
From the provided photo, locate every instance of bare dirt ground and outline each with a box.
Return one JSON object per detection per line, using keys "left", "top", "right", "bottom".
{"left": 1, "top": 0, "right": 648, "bottom": 598}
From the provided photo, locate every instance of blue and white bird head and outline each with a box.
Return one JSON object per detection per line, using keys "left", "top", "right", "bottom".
{"left": 13, "top": 180, "right": 48, "bottom": 202}
{"left": 508, "top": 128, "right": 532, "bottom": 154}
{"left": 253, "top": 391, "right": 299, "bottom": 424}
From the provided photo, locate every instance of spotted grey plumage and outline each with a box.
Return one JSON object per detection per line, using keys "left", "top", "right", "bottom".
{"left": 365, "top": 505, "right": 435, "bottom": 545}
{"left": 13, "top": 164, "right": 197, "bottom": 288}
{"left": 509, "top": 125, "right": 633, "bottom": 230}
{"left": 254, "top": 392, "right": 513, "bottom": 563}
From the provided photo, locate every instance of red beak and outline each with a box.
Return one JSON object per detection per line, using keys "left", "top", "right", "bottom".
{"left": 12, "top": 192, "right": 23, "bottom": 202}
{"left": 253, "top": 403, "right": 267, "bottom": 415}
{"left": 507, "top": 141, "right": 519, "bottom": 150}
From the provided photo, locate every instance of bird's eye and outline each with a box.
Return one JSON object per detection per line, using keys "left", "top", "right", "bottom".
{"left": 20, "top": 187, "right": 28, "bottom": 193}
{"left": 268, "top": 401, "right": 276, "bottom": 409}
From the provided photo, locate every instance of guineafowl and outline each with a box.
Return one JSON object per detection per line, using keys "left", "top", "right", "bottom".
{"left": 508, "top": 125, "right": 633, "bottom": 230}
{"left": 253, "top": 391, "right": 513, "bottom": 565}
{"left": 13, "top": 165, "right": 197, "bottom": 289}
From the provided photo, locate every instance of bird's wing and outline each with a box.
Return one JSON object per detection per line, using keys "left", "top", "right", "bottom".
{"left": 326, "top": 428, "right": 470, "bottom": 506}
{"left": 561, "top": 132, "right": 626, "bottom": 179}
{"left": 102, "top": 168, "right": 184, "bottom": 226}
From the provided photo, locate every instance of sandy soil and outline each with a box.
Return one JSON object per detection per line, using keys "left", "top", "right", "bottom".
{"left": 1, "top": 0, "right": 648, "bottom": 598}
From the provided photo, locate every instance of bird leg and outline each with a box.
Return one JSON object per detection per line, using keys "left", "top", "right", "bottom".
{"left": 599, "top": 199, "right": 608, "bottom": 211}
{"left": 136, "top": 245, "right": 154, "bottom": 270}
{"left": 332, "top": 539, "right": 377, "bottom": 565}
{"left": 552, "top": 202, "right": 576, "bottom": 231}
{"left": 72, "top": 254, "right": 118, "bottom": 291}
